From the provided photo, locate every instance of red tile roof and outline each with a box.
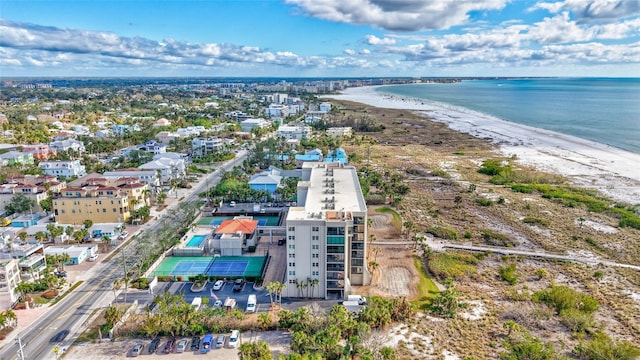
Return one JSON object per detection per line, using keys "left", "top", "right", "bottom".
{"left": 215, "top": 219, "right": 259, "bottom": 235}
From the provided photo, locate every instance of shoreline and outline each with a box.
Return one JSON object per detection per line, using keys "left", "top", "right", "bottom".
{"left": 324, "top": 86, "right": 640, "bottom": 205}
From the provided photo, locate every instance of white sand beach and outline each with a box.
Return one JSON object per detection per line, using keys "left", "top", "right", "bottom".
{"left": 325, "top": 86, "right": 640, "bottom": 205}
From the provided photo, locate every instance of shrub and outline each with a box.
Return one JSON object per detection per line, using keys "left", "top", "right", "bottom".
{"left": 560, "top": 308, "right": 595, "bottom": 333}
{"left": 523, "top": 217, "right": 549, "bottom": 227}
{"left": 476, "top": 198, "right": 493, "bottom": 207}
{"left": 501, "top": 331, "right": 558, "bottom": 360}
{"left": 499, "top": 264, "right": 518, "bottom": 285}
{"left": 426, "top": 226, "right": 459, "bottom": 240}
{"left": 532, "top": 285, "right": 599, "bottom": 315}
{"left": 42, "top": 289, "right": 59, "bottom": 299}
{"left": 478, "top": 159, "right": 507, "bottom": 176}
{"left": 481, "top": 229, "right": 515, "bottom": 247}
{"left": 463, "top": 231, "right": 472, "bottom": 239}
{"left": 247, "top": 245, "right": 257, "bottom": 253}
{"left": 574, "top": 331, "right": 640, "bottom": 360}
{"left": 131, "top": 277, "right": 149, "bottom": 289}
{"left": 584, "top": 237, "right": 599, "bottom": 248}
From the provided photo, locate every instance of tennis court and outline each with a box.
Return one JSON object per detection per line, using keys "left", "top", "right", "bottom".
{"left": 153, "top": 256, "right": 266, "bottom": 278}
{"left": 198, "top": 215, "right": 281, "bottom": 226}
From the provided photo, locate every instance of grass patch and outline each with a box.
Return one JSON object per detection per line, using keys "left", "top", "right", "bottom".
{"left": 481, "top": 229, "right": 515, "bottom": 247}
{"left": 412, "top": 256, "right": 440, "bottom": 310}
{"left": 33, "top": 296, "right": 51, "bottom": 305}
{"left": 427, "top": 251, "right": 479, "bottom": 281}
{"left": 426, "top": 226, "right": 458, "bottom": 240}
{"left": 522, "top": 216, "right": 549, "bottom": 227}
{"left": 376, "top": 206, "right": 402, "bottom": 232}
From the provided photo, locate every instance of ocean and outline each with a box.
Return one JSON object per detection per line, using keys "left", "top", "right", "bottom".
{"left": 376, "top": 78, "right": 640, "bottom": 154}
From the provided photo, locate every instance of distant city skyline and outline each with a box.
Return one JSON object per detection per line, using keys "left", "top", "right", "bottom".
{"left": 1, "top": 0, "right": 639, "bottom": 78}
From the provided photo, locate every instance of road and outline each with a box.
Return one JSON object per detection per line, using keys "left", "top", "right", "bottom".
{"left": 0, "top": 151, "right": 248, "bottom": 360}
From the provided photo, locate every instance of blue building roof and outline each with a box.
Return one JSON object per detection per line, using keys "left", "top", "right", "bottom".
{"left": 295, "top": 154, "right": 322, "bottom": 161}
{"left": 324, "top": 148, "right": 348, "bottom": 164}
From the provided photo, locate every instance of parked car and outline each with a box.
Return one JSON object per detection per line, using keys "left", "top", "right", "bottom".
{"left": 88, "top": 254, "right": 98, "bottom": 261}
{"left": 131, "top": 343, "right": 144, "bottom": 357}
{"left": 148, "top": 337, "right": 160, "bottom": 353}
{"left": 227, "top": 330, "right": 239, "bottom": 348}
{"left": 176, "top": 338, "right": 188, "bottom": 353}
{"left": 201, "top": 334, "right": 213, "bottom": 353}
{"left": 232, "top": 279, "right": 245, "bottom": 292}
{"left": 163, "top": 338, "right": 175, "bottom": 353}
{"left": 229, "top": 201, "right": 236, "bottom": 207}
{"left": 190, "top": 336, "right": 200, "bottom": 351}
{"left": 50, "top": 329, "right": 69, "bottom": 343}
{"left": 213, "top": 299, "right": 223, "bottom": 308}
{"left": 215, "top": 334, "right": 226, "bottom": 348}
{"left": 118, "top": 231, "right": 129, "bottom": 239}
{"left": 212, "top": 280, "right": 224, "bottom": 290}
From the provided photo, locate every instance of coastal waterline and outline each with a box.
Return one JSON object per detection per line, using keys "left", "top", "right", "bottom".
{"left": 377, "top": 78, "right": 640, "bottom": 154}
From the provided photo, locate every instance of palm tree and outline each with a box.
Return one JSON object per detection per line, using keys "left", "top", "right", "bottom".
{"left": 3, "top": 309, "right": 16, "bottom": 329}
{"left": 15, "top": 281, "right": 34, "bottom": 302}
{"left": 17, "top": 231, "right": 28, "bottom": 242}
{"left": 56, "top": 253, "right": 71, "bottom": 271}
{"left": 34, "top": 231, "right": 47, "bottom": 243}
{"left": 112, "top": 278, "right": 124, "bottom": 303}
{"left": 309, "top": 278, "right": 319, "bottom": 298}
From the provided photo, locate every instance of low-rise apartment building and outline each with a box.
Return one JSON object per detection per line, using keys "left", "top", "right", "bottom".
{"left": 276, "top": 124, "right": 312, "bottom": 141}
{"left": 0, "top": 258, "right": 21, "bottom": 309}
{"left": 52, "top": 185, "right": 130, "bottom": 224}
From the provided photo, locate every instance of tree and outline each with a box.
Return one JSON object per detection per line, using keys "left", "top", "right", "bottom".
{"left": 15, "top": 281, "right": 34, "bottom": 301}
{"left": 17, "top": 232, "right": 28, "bottom": 242}
{"left": 5, "top": 194, "right": 36, "bottom": 215}
{"left": 104, "top": 306, "right": 123, "bottom": 326}
{"left": 429, "top": 278, "right": 465, "bottom": 318}
{"left": 238, "top": 340, "right": 272, "bottom": 360}
{"left": 34, "top": 231, "right": 47, "bottom": 243}
{"left": 257, "top": 312, "right": 272, "bottom": 330}
{"left": 83, "top": 219, "right": 93, "bottom": 229}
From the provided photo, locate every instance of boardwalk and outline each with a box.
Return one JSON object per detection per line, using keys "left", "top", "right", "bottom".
{"left": 375, "top": 239, "right": 640, "bottom": 271}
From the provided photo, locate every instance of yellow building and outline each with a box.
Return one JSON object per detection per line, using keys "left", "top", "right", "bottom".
{"left": 53, "top": 185, "right": 130, "bottom": 224}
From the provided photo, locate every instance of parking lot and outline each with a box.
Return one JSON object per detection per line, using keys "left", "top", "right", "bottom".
{"left": 65, "top": 331, "right": 292, "bottom": 359}
{"left": 176, "top": 279, "right": 270, "bottom": 313}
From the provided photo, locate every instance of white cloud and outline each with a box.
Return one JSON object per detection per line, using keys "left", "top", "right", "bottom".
{"left": 344, "top": 48, "right": 356, "bottom": 55}
{"left": 530, "top": 0, "right": 640, "bottom": 22}
{"left": 286, "top": 0, "right": 507, "bottom": 30}
{"left": 365, "top": 35, "right": 397, "bottom": 45}
{"left": 360, "top": 49, "right": 371, "bottom": 55}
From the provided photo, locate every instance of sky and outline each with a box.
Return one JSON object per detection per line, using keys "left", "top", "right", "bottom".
{"left": 1, "top": 0, "right": 639, "bottom": 78}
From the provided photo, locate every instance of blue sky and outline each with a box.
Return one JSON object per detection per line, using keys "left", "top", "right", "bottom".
{"left": 1, "top": 0, "right": 639, "bottom": 77}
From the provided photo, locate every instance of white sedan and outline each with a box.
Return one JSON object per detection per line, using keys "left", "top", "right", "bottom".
{"left": 212, "top": 280, "right": 224, "bottom": 291}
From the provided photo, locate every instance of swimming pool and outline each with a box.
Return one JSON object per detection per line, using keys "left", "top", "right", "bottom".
{"left": 186, "top": 235, "right": 207, "bottom": 247}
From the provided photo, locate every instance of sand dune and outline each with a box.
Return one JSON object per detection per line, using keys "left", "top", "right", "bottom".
{"left": 325, "top": 86, "right": 640, "bottom": 205}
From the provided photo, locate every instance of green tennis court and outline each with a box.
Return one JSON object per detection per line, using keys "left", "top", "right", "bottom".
{"left": 153, "top": 256, "right": 266, "bottom": 278}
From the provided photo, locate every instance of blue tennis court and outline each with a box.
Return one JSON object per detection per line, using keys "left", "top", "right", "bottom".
{"left": 207, "top": 260, "right": 249, "bottom": 276}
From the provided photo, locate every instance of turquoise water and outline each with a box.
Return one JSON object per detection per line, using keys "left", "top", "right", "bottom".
{"left": 186, "top": 235, "right": 207, "bottom": 247}
{"left": 377, "top": 78, "right": 640, "bottom": 154}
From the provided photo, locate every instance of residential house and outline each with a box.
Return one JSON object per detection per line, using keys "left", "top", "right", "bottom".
{"left": 276, "top": 124, "right": 312, "bottom": 141}
{"left": 44, "top": 245, "right": 97, "bottom": 265}
{"left": 266, "top": 104, "right": 289, "bottom": 118}
{"left": 0, "top": 151, "right": 34, "bottom": 167}
{"left": 139, "top": 157, "right": 186, "bottom": 185}
{"left": 319, "top": 102, "right": 332, "bottom": 113}
{"left": 22, "top": 144, "right": 56, "bottom": 160}
{"left": 153, "top": 118, "right": 172, "bottom": 127}
{"left": 103, "top": 169, "right": 161, "bottom": 190}
{"left": 11, "top": 242, "right": 46, "bottom": 282}
{"left": 324, "top": 148, "right": 348, "bottom": 164}
{"left": 49, "top": 139, "right": 86, "bottom": 154}
{"left": 240, "top": 118, "right": 270, "bottom": 133}
{"left": 295, "top": 148, "right": 323, "bottom": 168}
{"left": 326, "top": 127, "right": 353, "bottom": 138}
{"left": 39, "top": 160, "right": 86, "bottom": 179}
{"left": 248, "top": 169, "right": 283, "bottom": 194}
{"left": 137, "top": 140, "right": 167, "bottom": 156}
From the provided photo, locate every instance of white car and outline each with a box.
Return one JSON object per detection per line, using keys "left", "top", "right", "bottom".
{"left": 213, "top": 300, "right": 223, "bottom": 308}
{"left": 227, "top": 330, "right": 239, "bottom": 348}
{"left": 176, "top": 338, "right": 188, "bottom": 353}
{"left": 212, "top": 280, "right": 224, "bottom": 291}
{"left": 88, "top": 254, "right": 98, "bottom": 262}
